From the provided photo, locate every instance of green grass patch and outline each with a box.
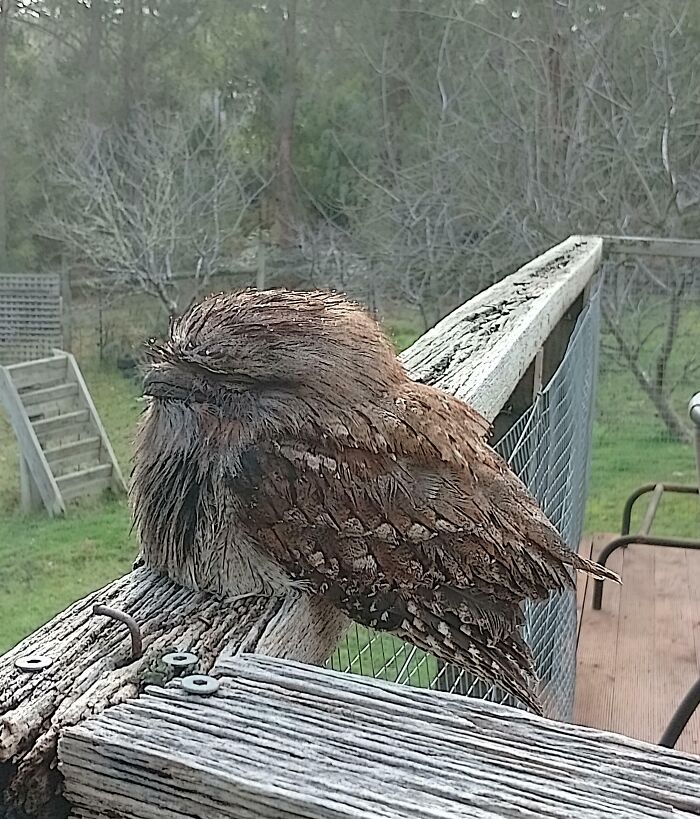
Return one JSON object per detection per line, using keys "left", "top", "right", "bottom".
{"left": 0, "top": 500, "right": 135, "bottom": 652}
{"left": 385, "top": 312, "right": 424, "bottom": 352}
{"left": 586, "top": 412, "right": 698, "bottom": 537}
{"left": 0, "top": 365, "right": 141, "bottom": 652}
{"left": 329, "top": 627, "right": 438, "bottom": 685}
{"left": 586, "top": 308, "right": 700, "bottom": 538}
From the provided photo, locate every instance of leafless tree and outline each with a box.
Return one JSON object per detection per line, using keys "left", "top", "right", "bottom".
{"left": 602, "top": 258, "right": 698, "bottom": 444}
{"left": 328, "top": 2, "right": 502, "bottom": 326}
{"left": 328, "top": 1, "right": 700, "bottom": 427}
{"left": 40, "top": 109, "right": 269, "bottom": 312}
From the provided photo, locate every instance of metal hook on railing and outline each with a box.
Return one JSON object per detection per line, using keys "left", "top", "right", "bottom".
{"left": 92, "top": 604, "right": 143, "bottom": 662}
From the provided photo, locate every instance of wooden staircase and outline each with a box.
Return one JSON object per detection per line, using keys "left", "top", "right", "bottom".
{"left": 0, "top": 351, "right": 126, "bottom": 515}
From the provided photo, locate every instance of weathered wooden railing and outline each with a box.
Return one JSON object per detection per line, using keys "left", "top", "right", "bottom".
{"left": 1, "top": 236, "right": 611, "bottom": 818}
{"left": 59, "top": 655, "right": 700, "bottom": 819}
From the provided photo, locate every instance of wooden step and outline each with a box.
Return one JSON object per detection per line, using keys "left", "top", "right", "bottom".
{"left": 32, "top": 409, "right": 92, "bottom": 445}
{"left": 24, "top": 390, "right": 82, "bottom": 422}
{"left": 44, "top": 437, "right": 102, "bottom": 478}
{"left": 1, "top": 349, "right": 126, "bottom": 515}
{"left": 22, "top": 382, "right": 79, "bottom": 408}
{"left": 7, "top": 355, "right": 68, "bottom": 391}
{"left": 56, "top": 464, "right": 113, "bottom": 502}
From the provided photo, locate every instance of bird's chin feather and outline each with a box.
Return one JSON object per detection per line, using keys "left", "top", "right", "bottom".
{"left": 132, "top": 395, "right": 297, "bottom": 598}
{"left": 131, "top": 400, "right": 205, "bottom": 567}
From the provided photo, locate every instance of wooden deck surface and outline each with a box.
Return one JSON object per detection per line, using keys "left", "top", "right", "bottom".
{"left": 575, "top": 533, "right": 700, "bottom": 755}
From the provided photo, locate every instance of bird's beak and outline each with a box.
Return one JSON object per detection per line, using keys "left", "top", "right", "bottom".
{"left": 142, "top": 367, "right": 189, "bottom": 401}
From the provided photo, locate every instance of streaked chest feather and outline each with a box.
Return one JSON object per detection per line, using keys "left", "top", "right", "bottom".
{"left": 133, "top": 432, "right": 294, "bottom": 598}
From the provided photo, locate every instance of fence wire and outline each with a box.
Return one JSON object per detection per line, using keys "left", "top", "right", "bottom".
{"left": 327, "top": 280, "right": 602, "bottom": 722}
{"left": 595, "top": 259, "right": 700, "bottom": 541}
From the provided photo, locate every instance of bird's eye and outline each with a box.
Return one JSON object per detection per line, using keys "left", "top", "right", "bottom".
{"left": 184, "top": 340, "right": 196, "bottom": 351}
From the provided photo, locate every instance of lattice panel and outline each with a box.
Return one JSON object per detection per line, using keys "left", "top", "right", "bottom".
{"left": 0, "top": 274, "right": 64, "bottom": 364}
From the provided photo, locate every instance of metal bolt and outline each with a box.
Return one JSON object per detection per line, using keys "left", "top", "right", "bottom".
{"left": 162, "top": 651, "right": 198, "bottom": 671}
{"left": 181, "top": 674, "right": 220, "bottom": 696}
{"left": 15, "top": 654, "right": 53, "bottom": 673}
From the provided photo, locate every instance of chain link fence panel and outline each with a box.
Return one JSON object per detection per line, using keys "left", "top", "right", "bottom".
{"left": 327, "top": 279, "right": 602, "bottom": 722}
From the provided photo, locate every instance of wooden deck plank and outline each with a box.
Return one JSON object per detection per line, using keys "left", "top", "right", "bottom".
{"left": 576, "top": 535, "right": 700, "bottom": 756}
{"left": 654, "top": 547, "right": 700, "bottom": 755}
{"left": 574, "top": 533, "right": 623, "bottom": 732}
{"left": 687, "top": 547, "right": 700, "bottom": 675}
{"left": 685, "top": 546, "right": 700, "bottom": 753}
{"left": 576, "top": 535, "right": 593, "bottom": 644}
{"left": 610, "top": 542, "right": 657, "bottom": 741}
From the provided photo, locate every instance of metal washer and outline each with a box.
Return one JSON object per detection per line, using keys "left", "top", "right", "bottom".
{"left": 181, "top": 674, "right": 220, "bottom": 695}
{"left": 162, "top": 651, "right": 198, "bottom": 670}
{"left": 15, "top": 654, "right": 53, "bottom": 672}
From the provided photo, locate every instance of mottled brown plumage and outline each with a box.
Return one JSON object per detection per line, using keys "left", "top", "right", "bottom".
{"left": 132, "top": 289, "right": 618, "bottom": 713}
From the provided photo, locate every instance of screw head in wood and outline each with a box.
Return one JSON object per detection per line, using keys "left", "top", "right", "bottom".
{"left": 181, "top": 674, "right": 220, "bottom": 696}
{"left": 162, "top": 651, "right": 198, "bottom": 671}
{"left": 15, "top": 654, "right": 53, "bottom": 672}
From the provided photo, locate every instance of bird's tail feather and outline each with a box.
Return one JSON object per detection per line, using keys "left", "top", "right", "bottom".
{"left": 567, "top": 551, "right": 621, "bottom": 584}
{"left": 396, "top": 600, "right": 543, "bottom": 715}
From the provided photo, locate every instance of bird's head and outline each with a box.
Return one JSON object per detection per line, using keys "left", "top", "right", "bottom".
{"left": 141, "top": 289, "right": 404, "bottom": 413}
{"left": 132, "top": 289, "right": 405, "bottom": 569}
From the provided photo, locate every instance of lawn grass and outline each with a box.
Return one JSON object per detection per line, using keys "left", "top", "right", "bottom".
{"left": 0, "top": 364, "right": 141, "bottom": 652}
{"left": 586, "top": 391, "right": 698, "bottom": 539}
{"left": 0, "top": 500, "right": 133, "bottom": 650}
{"left": 586, "top": 324, "right": 700, "bottom": 539}
{"left": 1, "top": 308, "right": 698, "bottom": 653}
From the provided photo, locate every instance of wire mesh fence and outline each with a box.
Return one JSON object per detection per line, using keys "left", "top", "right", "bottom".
{"left": 327, "top": 280, "right": 602, "bottom": 722}
{"left": 593, "top": 258, "right": 700, "bottom": 540}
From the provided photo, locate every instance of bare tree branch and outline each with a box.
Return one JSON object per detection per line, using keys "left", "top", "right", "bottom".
{"left": 38, "top": 109, "right": 269, "bottom": 312}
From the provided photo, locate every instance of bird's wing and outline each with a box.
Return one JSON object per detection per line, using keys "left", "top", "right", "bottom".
{"left": 226, "top": 428, "right": 556, "bottom": 711}
{"left": 392, "top": 383, "right": 618, "bottom": 586}
{"left": 227, "top": 383, "right": 616, "bottom": 712}
{"left": 232, "top": 433, "right": 574, "bottom": 614}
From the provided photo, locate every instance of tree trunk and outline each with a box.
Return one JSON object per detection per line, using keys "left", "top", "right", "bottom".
{"left": 542, "top": 1, "right": 569, "bottom": 194}
{"left": 378, "top": 0, "right": 411, "bottom": 178}
{"left": 119, "top": 0, "right": 145, "bottom": 124}
{"left": 270, "top": 0, "right": 299, "bottom": 248}
{"left": 82, "top": 0, "right": 105, "bottom": 125}
{"left": 256, "top": 232, "right": 267, "bottom": 289}
{"left": 603, "top": 305, "right": 691, "bottom": 444}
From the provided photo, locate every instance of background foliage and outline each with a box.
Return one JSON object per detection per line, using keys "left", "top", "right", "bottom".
{"left": 1, "top": 0, "right": 699, "bottom": 649}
